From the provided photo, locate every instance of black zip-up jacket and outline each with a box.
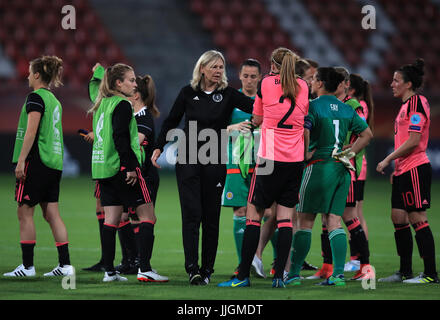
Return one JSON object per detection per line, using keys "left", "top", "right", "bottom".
{"left": 155, "top": 85, "right": 254, "bottom": 164}
{"left": 112, "top": 100, "right": 140, "bottom": 172}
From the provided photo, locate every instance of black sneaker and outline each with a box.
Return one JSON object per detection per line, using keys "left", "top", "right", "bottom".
{"left": 301, "top": 260, "right": 318, "bottom": 271}
{"left": 189, "top": 272, "right": 203, "bottom": 285}
{"left": 200, "top": 271, "right": 211, "bottom": 285}
{"left": 82, "top": 262, "right": 105, "bottom": 272}
{"left": 115, "top": 262, "right": 137, "bottom": 274}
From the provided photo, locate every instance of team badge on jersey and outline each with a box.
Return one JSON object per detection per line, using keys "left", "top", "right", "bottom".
{"left": 213, "top": 93, "right": 223, "bottom": 103}
{"left": 410, "top": 114, "right": 421, "bottom": 125}
{"left": 226, "top": 192, "right": 233, "bottom": 200}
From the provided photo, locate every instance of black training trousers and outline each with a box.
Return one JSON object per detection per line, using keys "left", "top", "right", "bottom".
{"left": 175, "top": 163, "right": 226, "bottom": 275}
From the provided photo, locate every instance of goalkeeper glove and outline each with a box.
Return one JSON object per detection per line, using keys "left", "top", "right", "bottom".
{"left": 332, "top": 148, "right": 356, "bottom": 171}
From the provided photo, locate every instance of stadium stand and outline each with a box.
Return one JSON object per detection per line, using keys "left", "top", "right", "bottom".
{"left": 190, "top": 0, "right": 300, "bottom": 74}
{"left": 0, "top": 0, "right": 439, "bottom": 174}
{"left": 0, "top": 0, "right": 126, "bottom": 86}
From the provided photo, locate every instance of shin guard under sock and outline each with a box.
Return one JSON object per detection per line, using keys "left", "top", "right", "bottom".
{"left": 274, "top": 220, "right": 292, "bottom": 279}
{"left": 345, "top": 218, "right": 369, "bottom": 264}
{"left": 56, "top": 242, "right": 70, "bottom": 266}
{"left": 321, "top": 225, "right": 332, "bottom": 264}
{"left": 237, "top": 220, "right": 260, "bottom": 280}
{"left": 394, "top": 223, "right": 413, "bottom": 275}
{"left": 138, "top": 221, "right": 155, "bottom": 272}
{"left": 329, "top": 228, "right": 347, "bottom": 276}
{"left": 413, "top": 221, "right": 437, "bottom": 277}
{"left": 290, "top": 229, "right": 312, "bottom": 277}
{"left": 20, "top": 240, "right": 36, "bottom": 268}
{"left": 233, "top": 215, "right": 246, "bottom": 264}
{"left": 102, "top": 223, "right": 117, "bottom": 272}
{"left": 118, "top": 220, "right": 137, "bottom": 265}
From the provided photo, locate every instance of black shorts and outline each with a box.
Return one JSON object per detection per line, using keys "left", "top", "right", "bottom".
{"left": 392, "top": 163, "right": 431, "bottom": 212}
{"left": 345, "top": 179, "right": 366, "bottom": 207}
{"left": 15, "top": 158, "right": 62, "bottom": 207}
{"left": 248, "top": 159, "right": 303, "bottom": 209}
{"left": 354, "top": 180, "right": 365, "bottom": 202}
{"left": 99, "top": 167, "right": 152, "bottom": 211}
{"left": 128, "top": 166, "right": 159, "bottom": 220}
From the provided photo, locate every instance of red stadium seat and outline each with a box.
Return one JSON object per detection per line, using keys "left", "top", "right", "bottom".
{"left": 43, "top": 11, "right": 59, "bottom": 29}
{"left": 202, "top": 14, "right": 217, "bottom": 31}
{"left": 209, "top": 0, "right": 227, "bottom": 14}
{"left": 232, "top": 30, "right": 248, "bottom": 48}
{"left": 213, "top": 31, "right": 230, "bottom": 48}
{"left": 65, "top": 43, "right": 81, "bottom": 63}
{"left": 219, "top": 14, "right": 236, "bottom": 31}
{"left": 24, "top": 43, "right": 40, "bottom": 61}
{"left": 252, "top": 31, "right": 269, "bottom": 48}
{"left": 4, "top": 42, "right": 20, "bottom": 62}
{"left": 229, "top": 1, "right": 245, "bottom": 15}
{"left": 13, "top": 26, "right": 29, "bottom": 46}
{"left": 33, "top": 27, "right": 50, "bottom": 46}
{"left": 190, "top": 0, "right": 205, "bottom": 14}
{"left": 226, "top": 47, "right": 242, "bottom": 66}
{"left": 261, "top": 15, "right": 276, "bottom": 33}
{"left": 44, "top": 43, "right": 62, "bottom": 56}
{"left": 241, "top": 15, "right": 257, "bottom": 31}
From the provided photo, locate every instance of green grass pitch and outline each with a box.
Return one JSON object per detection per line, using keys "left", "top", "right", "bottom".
{"left": 0, "top": 172, "right": 439, "bottom": 300}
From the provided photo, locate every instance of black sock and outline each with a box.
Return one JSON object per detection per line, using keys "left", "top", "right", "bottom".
{"left": 56, "top": 242, "right": 70, "bottom": 266}
{"left": 413, "top": 222, "right": 437, "bottom": 277}
{"left": 274, "top": 220, "right": 292, "bottom": 279}
{"left": 138, "top": 221, "right": 154, "bottom": 272}
{"left": 132, "top": 224, "right": 141, "bottom": 261}
{"left": 345, "top": 218, "right": 369, "bottom": 265}
{"left": 97, "top": 211, "right": 105, "bottom": 263}
{"left": 237, "top": 220, "right": 260, "bottom": 280}
{"left": 349, "top": 240, "right": 359, "bottom": 260}
{"left": 20, "top": 241, "right": 36, "bottom": 268}
{"left": 118, "top": 221, "right": 137, "bottom": 265}
{"left": 321, "top": 225, "right": 332, "bottom": 264}
{"left": 102, "top": 224, "right": 117, "bottom": 272}
{"left": 394, "top": 223, "right": 413, "bottom": 276}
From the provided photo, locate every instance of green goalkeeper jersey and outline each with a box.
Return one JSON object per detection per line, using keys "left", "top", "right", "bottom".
{"left": 306, "top": 95, "right": 368, "bottom": 162}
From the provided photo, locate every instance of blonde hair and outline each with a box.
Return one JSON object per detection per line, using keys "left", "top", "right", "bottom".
{"left": 30, "top": 55, "right": 63, "bottom": 88}
{"left": 136, "top": 74, "right": 160, "bottom": 118}
{"left": 88, "top": 63, "right": 133, "bottom": 114}
{"left": 190, "top": 50, "right": 228, "bottom": 91}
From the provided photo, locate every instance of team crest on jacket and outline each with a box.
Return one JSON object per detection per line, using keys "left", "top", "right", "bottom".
{"left": 213, "top": 93, "right": 223, "bottom": 103}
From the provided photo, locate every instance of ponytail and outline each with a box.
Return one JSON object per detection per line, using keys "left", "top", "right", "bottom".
{"left": 88, "top": 63, "right": 133, "bottom": 114}
{"left": 349, "top": 73, "right": 374, "bottom": 132}
{"left": 136, "top": 75, "right": 160, "bottom": 118}
{"left": 30, "top": 55, "right": 63, "bottom": 88}
{"left": 271, "top": 47, "right": 299, "bottom": 103}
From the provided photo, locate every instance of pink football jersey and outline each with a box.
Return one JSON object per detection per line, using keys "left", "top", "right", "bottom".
{"left": 394, "top": 95, "right": 430, "bottom": 175}
{"left": 253, "top": 75, "right": 309, "bottom": 162}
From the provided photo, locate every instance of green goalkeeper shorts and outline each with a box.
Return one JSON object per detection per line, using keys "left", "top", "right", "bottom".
{"left": 296, "top": 158, "right": 351, "bottom": 216}
{"left": 221, "top": 166, "right": 255, "bottom": 207}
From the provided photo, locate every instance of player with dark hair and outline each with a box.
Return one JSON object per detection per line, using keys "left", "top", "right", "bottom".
{"left": 5, "top": 56, "right": 74, "bottom": 278}
{"left": 332, "top": 67, "right": 373, "bottom": 280}
{"left": 286, "top": 67, "right": 372, "bottom": 286}
{"left": 377, "top": 59, "right": 438, "bottom": 284}
{"left": 343, "top": 73, "right": 375, "bottom": 272}
{"left": 221, "top": 58, "right": 269, "bottom": 277}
